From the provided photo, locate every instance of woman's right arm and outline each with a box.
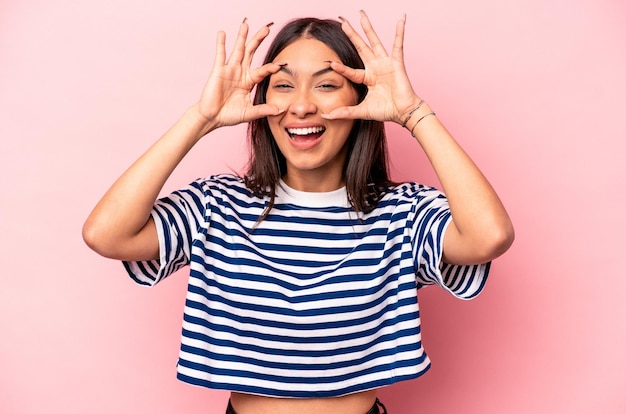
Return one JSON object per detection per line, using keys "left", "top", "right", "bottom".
{"left": 82, "top": 19, "right": 283, "bottom": 262}
{"left": 82, "top": 107, "right": 212, "bottom": 261}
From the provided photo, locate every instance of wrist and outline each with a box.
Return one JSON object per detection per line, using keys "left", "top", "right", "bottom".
{"left": 398, "top": 97, "right": 425, "bottom": 126}
{"left": 402, "top": 102, "right": 436, "bottom": 138}
{"left": 184, "top": 103, "right": 220, "bottom": 137}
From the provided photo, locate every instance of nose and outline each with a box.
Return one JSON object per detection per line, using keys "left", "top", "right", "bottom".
{"left": 288, "top": 91, "right": 317, "bottom": 118}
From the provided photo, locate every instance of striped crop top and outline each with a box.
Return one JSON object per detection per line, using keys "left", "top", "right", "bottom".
{"left": 123, "top": 174, "right": 490, "bottom": 398}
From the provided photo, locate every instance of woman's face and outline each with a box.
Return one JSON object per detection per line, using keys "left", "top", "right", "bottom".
{"left": 266, "top": 37, "right": 358, "bottom": 192}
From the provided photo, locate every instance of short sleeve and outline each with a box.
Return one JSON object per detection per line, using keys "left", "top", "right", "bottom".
{"left": 123, "top": 179, "right": 207, "bottom": 287}
{"left": 411, "top": 186, "right": 490, "bottom": 300}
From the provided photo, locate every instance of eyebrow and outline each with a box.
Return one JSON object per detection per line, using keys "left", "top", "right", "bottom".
{"left": 278, "top": 65, "right": 335, "bottom": 78}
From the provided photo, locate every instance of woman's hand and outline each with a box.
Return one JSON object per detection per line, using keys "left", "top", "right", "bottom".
{"left": 322, "top": 11, "right": 422, "bottom": 124}
{"left": 194, "top": 19, "right": 284, "bottom": 134}
{"left": 325, "top": 11, "right": 514, "bottom": 265}
{"left": 83, "top": 19, "right": 288, "bottom": 261}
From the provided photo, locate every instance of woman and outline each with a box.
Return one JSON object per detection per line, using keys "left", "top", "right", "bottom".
{"left": 83, "top": 11, "right": 514, "bottom": 414}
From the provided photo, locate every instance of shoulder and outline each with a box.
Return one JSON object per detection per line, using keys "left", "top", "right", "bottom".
{"left": 382, "top": 181, "right": 446, "bottom": 204}
{"left": 186, "top": 173, "right": 246, "bottom": 196}
{"left": 193, "top": 173, "right": 241, "bottom": 186}
{"left": 196, "top": 173, "right": 267, "bottom": 209}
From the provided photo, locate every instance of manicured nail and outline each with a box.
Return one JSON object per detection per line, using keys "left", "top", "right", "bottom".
{"left": 266, "top": 22, "right": 274, "bottom": 27}
{"left": 274, "top": 62, "right": 287, "bottom": 66}
{"left": 338, "top": 16, "right": 346, "bottom": 22}
{"left": 242, "top": 17, "right": 248, "bottom": 24}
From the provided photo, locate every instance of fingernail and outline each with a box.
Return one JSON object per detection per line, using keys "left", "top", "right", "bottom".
{"left": 338, "top": 16, "right": 345, "bottom": 22}
{"left": 242, "top": 17, "right": 248, "bottom": 24}
{"left": 266, "top": 22, "right": 274, "bottom": 27}
{"left": 274, "top": 62, "right": 287, "bottom": 66}
{"left": 269, "top": 107, "right": 285, "bottom": 116}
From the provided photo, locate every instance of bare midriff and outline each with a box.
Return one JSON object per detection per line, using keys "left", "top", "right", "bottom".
{"left": 229, "top": 389, "right": 378, "bottom": 414}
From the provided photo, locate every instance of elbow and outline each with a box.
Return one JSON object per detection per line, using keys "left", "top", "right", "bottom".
{"left": 481, "top": 221, "right": 515, "bottom": 262}
{"left": 82, "top": 219, "right": 104, "bottom": 255}
{"left": 82, "top": 215, "right": 158, "bottom": 261}
{"left": 82, "top": 218, "right": 116, "bottom": 259}
{"left": 444, "top": 219, "right": 514, "bottom": 265}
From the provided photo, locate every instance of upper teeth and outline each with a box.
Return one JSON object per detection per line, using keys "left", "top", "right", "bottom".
{"left": 287, "top": 126, "right": 324, "bottom": 135}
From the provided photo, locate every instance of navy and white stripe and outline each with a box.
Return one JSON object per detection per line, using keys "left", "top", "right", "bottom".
{"left": 123, "top": 174, "right": 489, "bottom": 398}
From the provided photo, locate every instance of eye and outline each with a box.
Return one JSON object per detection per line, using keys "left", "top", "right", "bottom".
{"left": 317, "top": 83, "right": 339, "bottom": 90}
{"left": 273, "top": 83, "right": 293, "bottom": 90}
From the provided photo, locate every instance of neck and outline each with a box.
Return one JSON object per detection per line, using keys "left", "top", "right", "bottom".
{"left": 282, "top": 172, "right": 345, "bottom": 192}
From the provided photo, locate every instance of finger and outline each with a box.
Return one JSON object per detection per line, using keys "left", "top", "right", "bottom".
{"left": 246, "top": 103, "right": 285, "bottom": 121}
{"left": 338, "top": 15, "right": 374, "bottom": 61}
{"left": 214, "top": 30, "right": 227, "bottom": 68}
{"left": 321, "top": 105, "right": 366, "bottom": 121}
{"left": 242, "top": 22, "right": 273, "bottom": 69}
{"left": 327, "top": 60, "right": 365, "bottom": 85}
{"left": 390, "top": 15, "right": 406, "bottom": 61}
{"left": 358, "top": 10, "right": 388, "bottom": 57}
{"left": 249, "top": 61, "right": 286, "bottom": 84}
{"left": 226, "top": 18, "right": 249, "bottom": 65}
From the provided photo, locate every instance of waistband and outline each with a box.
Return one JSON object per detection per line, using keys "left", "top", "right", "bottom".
{"left": 226, "top": 398, "right": 387, "bottom": 414}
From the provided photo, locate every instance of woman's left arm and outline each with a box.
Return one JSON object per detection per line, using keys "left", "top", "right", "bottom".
{"left": 325, "top": 11, "right": 514, "bottom": 265}
{"left": 405, "top": 106, "right": 515, "bottom": 265}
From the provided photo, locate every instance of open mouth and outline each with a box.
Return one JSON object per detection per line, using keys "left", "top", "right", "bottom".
{"left": 286, "top": 126, "right": 326, "bottom": 140}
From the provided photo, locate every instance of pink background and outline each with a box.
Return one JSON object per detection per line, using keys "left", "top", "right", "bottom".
{"left": 1, "top": 0, "right": 625, "bottom": 413}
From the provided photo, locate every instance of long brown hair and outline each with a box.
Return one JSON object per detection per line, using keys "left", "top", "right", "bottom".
{"left": 245, "top": 18, "right": 394, "bottom": 219}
